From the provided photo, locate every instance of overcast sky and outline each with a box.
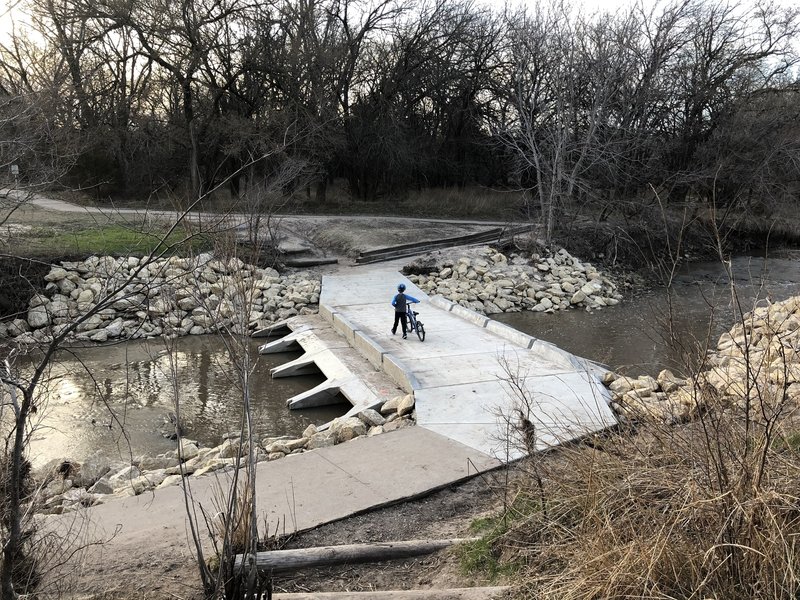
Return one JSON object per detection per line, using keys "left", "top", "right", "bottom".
{"left": 0, "top": 0, "right": 648, "bottom": 39}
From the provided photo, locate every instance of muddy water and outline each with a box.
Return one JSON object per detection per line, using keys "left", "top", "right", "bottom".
{"left": 496, "top": 254, "right": 800, "bottom": 377}
{"left": 24, "top": 337, "right": 345, "bottom": 467}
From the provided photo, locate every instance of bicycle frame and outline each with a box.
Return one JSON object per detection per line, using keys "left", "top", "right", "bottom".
{"left": 406, "top": 305, "right": 418, "bottom": 331}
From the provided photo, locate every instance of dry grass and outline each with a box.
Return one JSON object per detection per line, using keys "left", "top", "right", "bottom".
{"left": 480, "top": 404, "right": 800, "bottom": 599}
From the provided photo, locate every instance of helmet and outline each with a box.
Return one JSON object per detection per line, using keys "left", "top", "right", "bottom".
{"left": 397, "top": 283, "right": 406, "bottom": 292}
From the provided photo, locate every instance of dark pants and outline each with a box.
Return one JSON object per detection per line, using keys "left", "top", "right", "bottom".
{"left": 392, "top": 311, "right": 408, "bottom": 335}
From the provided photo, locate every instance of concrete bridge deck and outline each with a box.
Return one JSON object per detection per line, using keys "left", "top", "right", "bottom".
{"left": 266, "top": 267, "right": 617, "bottom": 461}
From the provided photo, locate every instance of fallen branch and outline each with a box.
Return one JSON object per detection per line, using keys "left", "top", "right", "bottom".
{"left": 233, "top": 537, "right": 477, "bottom": 574}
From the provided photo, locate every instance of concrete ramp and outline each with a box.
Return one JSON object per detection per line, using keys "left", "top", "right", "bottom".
{"left": 261, "top": 267, "right": 616, "bottom": 460}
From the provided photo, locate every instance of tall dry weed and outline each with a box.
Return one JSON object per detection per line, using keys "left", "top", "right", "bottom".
{"left": 491, "top": 367, "right": 800, "bottom": 598}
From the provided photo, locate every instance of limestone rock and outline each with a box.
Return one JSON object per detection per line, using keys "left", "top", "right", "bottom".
{"left": 28, "top": 305, "right": 51, "bottom": 329}
{"left": 307, "top": 431, "right": 335, "bottom": 449}
{"left": 88, "top": 477, "right": 114, "bottom": 495}
{"left": 158, "top": 474, "right": 184, "bottom": 488}
{"left": 331, "top": 417, "right": 367, "bottom": 443}
{"left": 397, "top": 394, "right": 416, "bottom": 416}
{"left": 179, "top": 441, "right": 200, "bottom": 460}
{"left": 384, "top": 417, "right": 414, "bottom": 432}
{"left": 380, "top": 396, "right": 402, "bottom": 416}
{"left": 358, "top": 408, "right": 386, "bottom": 427}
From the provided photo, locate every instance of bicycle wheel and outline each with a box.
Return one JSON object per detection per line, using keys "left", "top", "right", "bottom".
{"left": 416, "top": 321, "right": 425, "bottom": 342}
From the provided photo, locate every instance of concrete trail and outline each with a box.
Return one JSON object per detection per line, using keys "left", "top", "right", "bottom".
{"left": 291, "top": 266, "right": 617, "bottom": 461}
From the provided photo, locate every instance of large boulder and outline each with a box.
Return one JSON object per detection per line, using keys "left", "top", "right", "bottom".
{"left": 27, "top": 305, "right": 50, "bottom": 329}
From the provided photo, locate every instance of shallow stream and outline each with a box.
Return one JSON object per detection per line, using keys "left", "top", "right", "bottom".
{"left": 24, "top": 337, "right": 343, "bottom": 467}
{"left": 497, "top": 254, "right": 800, "bottom": 375}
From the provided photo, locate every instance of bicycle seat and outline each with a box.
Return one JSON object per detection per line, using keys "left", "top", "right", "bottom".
{"left": 413, "top": 311, "right": 419, "bottom": 316}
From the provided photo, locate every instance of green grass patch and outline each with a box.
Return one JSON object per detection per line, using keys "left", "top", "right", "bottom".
{"left": 36, "top": 225, "right": 213, "bottom": 257}
{"left": 773, "top": 430, "right": 800, "bottom": 453}
{"left": 457, "top": 500, "right": 537, "bottom": 580}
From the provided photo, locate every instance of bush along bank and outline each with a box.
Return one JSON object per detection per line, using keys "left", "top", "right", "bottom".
{"left": 405, "top": 246, "right": 622, "bottom": 315}
{"left": 34, "top": 394, "right": 417, "bottom": 514}
{"left": 0, "top": 253, "right": 321, "bottom": 343}
{"left": 603, "top": 295, "right": 800, "bottom": 424}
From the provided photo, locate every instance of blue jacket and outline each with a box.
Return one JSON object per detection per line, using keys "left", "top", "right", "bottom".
{"left": 392, "top": 292, "right": 419, "bottom": 313}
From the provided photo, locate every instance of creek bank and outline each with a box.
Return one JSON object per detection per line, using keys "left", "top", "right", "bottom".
{"left": 0, "top": 253, "right": 321, "bottom": 343}
{"left": 33, "top": 394, "right": 417, "bottom": 515}
{"left": 604, "top": 294, "right": 800, "bottom": 424}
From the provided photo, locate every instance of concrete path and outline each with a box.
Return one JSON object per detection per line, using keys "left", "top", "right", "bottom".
{"left": 316, "top": 268, "right": 617, "bottom": 461}
{"left": 47, "top": 427, "right": 500, "bottom": 587}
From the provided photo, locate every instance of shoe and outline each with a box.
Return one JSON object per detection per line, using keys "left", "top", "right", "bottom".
{"left": 402, "top": 334, "right": 407, "bottom": 339}
{"left": 391, "top": 330, "right": 396, "bottom": 335}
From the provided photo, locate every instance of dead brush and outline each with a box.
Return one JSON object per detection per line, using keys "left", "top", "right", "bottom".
{"left": 487, "top": 358, "right": 800, "bottom": 598}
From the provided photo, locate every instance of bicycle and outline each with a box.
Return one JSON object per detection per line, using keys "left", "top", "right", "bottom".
{"left": 406, "top": 304, "right": 426, "bottom": 342}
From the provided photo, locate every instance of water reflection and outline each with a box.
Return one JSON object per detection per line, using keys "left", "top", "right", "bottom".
{"left": 496, "top": 254, "right": 800, "bottom": 377}
{"left": 22, "top": 336, "right": 347, "bottom": 467}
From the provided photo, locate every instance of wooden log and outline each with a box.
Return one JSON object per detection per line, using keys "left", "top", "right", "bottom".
{"left": 234, "top": 537, "right": 477, "bottom": 574}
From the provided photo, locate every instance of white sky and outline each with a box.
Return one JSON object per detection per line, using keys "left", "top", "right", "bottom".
{"left": 0, "top": 0, "right": 647, "bottom": 41}
{"left": 1, "top": 0, "right": 795, "bottom": 43}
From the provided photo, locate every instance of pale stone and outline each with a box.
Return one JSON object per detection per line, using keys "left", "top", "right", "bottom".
{"left": 332, "top": 417, "right": 367, "bottom": 443}
{"left": 284, "top": 438, "right": 308, "bottom": 452}
{"left": 88, "top": 477, "right": 114, "bottom": 494}
{"left": 45, "top": 267, "right": 69, "bottom": 282}
{"left": 608, "top": 376, "right": 635, "bottom": 395}
{"left": 307, "top": 431, "right": 335, "bottom": 449}
{"left": 76, "top": 456, "right": 111, "bottom": 487}
{"left": 570, "top": 291, "right": 587, "bottom": 305}
{"left": 657, "top": 369, "right": 684, "bottom": 393}
{"left": 397, "top": 394, "right": 415, "bottom": 416}
{"left": 109, "top": 465, "right": 140, "bottom": 486}
{"left": 158, "top": 475, "right": 184, "bottom": 488}
{"left": 179, "top": 441, "right": 200, "bottom": 461}
{"left": 632, "top": 376, "right": 658, "bottom": 393}
{"left": 104, "top": 318, "right": 125, "bottom": 338}
{"left": 358, "top": 409, "right": 386, "bottom": 427}
{"left": 302, "top": 424, "right": 318, "bottom": 438}
{"left": 77, "top": 289, "right": 94, "bottom": 304}
{"left": 217, "top": 439, "right": 242, "bottom": 459}
{"left": 267, "top": 441, "right": 290, "bottom": 454}
{"left": 137, "top": 456, "right": 180, "bottom": 471}
{"left": 89, "top": 330, "right": 108, "bottom": 342}
{"left": 367, "top": 425, "right": 385, "bottom": 436}
{"left": 28, "top": 305, "right": 50, "bottom": 329}
{"left": 384, "top": 417, "right": 414, "bottom": 432}
{"left": 380, "top": 396, "right": 402, "bottom": 416}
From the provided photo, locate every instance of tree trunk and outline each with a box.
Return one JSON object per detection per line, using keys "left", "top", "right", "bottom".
{"left": 233, "top": 538, "right": 477, "bottom": 574}
{"left": 1, "top": 388, "right": 31, "bottom": 600}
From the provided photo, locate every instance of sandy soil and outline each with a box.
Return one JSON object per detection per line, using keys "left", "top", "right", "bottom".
{"left": 272, "top": 474, "right": 506, "bottom": 595}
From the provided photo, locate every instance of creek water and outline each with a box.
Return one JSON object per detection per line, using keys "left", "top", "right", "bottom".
{"left": 496, "top": 253, "right": 800, "bottom": 377}
{"left": 23, "top": 337, "right": 345, "bottom": 468}
{"left": 22, "top": 253, "right": 800, "bottom": 468}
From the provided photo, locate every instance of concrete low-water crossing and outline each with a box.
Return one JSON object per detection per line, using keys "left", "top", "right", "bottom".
{"left": 261, "top": 266, "right": 617, "bottom": 461}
